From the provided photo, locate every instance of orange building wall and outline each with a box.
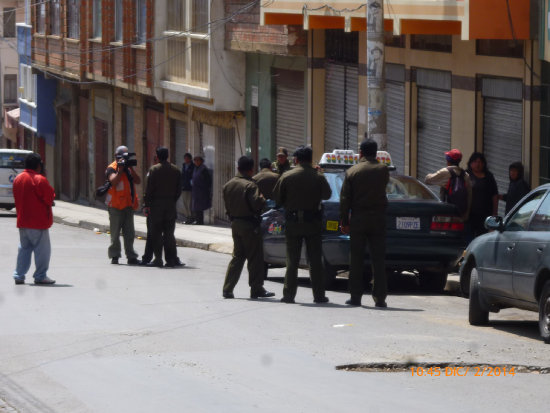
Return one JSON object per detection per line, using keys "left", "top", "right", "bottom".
{"left": 469, "top": 0, "right": 530, "bottom": 39}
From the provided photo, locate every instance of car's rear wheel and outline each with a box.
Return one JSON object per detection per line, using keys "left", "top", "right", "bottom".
{"left": 418, "top": 270, "right": 448, "bottom": 292}
{"left": 460, "top": 260, "right": 474, "bottom": 298}
{"left": 469, "top": 268, "right": 489, "bottom": 325}
{"left": 538, "top": 281, "right": 550, "bottom": 343}
{"left": 322, "top": 259, "right": 338, "bottom": 290}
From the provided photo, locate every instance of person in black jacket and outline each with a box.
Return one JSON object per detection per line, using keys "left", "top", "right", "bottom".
{"left": 181, "top": 153, "right": 194, "bottom": 224}
{"left": 499, "top": 162, "right": 530, "bottom": 215}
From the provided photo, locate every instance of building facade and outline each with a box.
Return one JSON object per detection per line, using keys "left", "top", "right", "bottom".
{"left": 226, "top": 0, "right": 541, "bottom": 207}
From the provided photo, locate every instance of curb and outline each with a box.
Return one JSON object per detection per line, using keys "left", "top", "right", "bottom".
{"left": 53, "top": 216, "right": 233, "bottom": 255}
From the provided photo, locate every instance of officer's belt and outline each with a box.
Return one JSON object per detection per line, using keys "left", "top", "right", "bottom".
{"left": 285, "top": 209, "right": 321, "bottom": 222}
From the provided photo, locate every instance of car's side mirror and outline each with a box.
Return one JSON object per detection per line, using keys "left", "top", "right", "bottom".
{"left": 484, "top": 216, "right": 503, "bottom": 232}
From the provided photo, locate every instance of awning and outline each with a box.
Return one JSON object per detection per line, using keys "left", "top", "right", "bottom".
{"left": 5, "top": 107, "right": 20, "bottom": 129}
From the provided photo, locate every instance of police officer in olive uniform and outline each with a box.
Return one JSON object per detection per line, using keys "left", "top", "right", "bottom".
{"left": 340, "top": 139, "right": 389, "bottom": 307}
{"left": 273, "top": 146, "right": 332, "bottom": 304}
{"left": 143, "top": 147, "right": 182, "bottom": 268}
{"left": 271, "top": 147, "right": 292, "bottom": 175}
{"left": 222, "top": 156, "right": 275, "bottom": 299}
{"left": 253, "top": 158, "right": 279, "bottom": 200}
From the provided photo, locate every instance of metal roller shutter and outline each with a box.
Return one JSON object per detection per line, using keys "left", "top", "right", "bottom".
{"left": 174, "top": 120, "right": 187, "bottom": 169}
{"left": 275, "top": 69, "right": 306, "bottom": 152}
{"left": 386, "top": 80, "right": 405, "bottom": 174}
{"left": 417, "top": 87, "right": 451, "bottom": 184}
{"left": 483, "top": 97, "right": 523, "bottom": 211}
{"left": 324, "top": 63, "right": 358, "bottom": 152}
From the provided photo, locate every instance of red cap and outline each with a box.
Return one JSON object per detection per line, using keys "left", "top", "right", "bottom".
{"left": 445, "top": 149, "right": 462, "bottom": 162}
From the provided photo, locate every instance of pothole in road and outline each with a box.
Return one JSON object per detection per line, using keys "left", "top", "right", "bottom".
{"left": 336, "top": 362, "right": 550, "bottom": 374}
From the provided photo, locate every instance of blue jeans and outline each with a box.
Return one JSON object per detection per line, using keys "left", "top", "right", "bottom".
{"left": 13, "top": 228, "right": 51, "bottom": 282}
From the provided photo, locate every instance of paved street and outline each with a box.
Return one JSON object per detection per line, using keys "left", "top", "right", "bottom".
{"left": 1, "top": 213, "right": 549, "bottom": 412}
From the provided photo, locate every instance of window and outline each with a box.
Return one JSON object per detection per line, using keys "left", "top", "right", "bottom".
{"left": 477, "top": 40, "right": 523, "bottom": 58}
{"left": 3, "top": 7, "right": 15, "bottom": 37}
{"left": 136, "top": 0, "right": 146, "bottom": 43}
{"left": 530, "top": 193, "right": 550, "bottom": 231}
{"left": 385, "top": 32, "right": 405, "bottom": 48}
{"left": 325, "top": 29, "right": 358, "bottom": 63}
{"left": 67, "top": 0, "right": 80, "bottom": 38}
{"left": 164, "top": 0, "right": 209, "bottom": 87}
{"left": 114, "top": 0, "right": 123, "bottom": 42}
{"left": 411, "top": 35, "right": 452, "bottom": 53}
{"left": 36, "top": 3, "right": 46, "bottom": 34}
{"left": 19, "top": 64, "right": 36, "bottom": 103}
{"left": 93, "top": 0, "right": 102, "bottom": 38}
{"left": 505, "top": 191, "right": 545, "bottom": 231}
{"left": 50, "top": 0, "right": 61, "bottom": 36}
{"left": 4, "top": 75, "right": 17, "bottom": 104}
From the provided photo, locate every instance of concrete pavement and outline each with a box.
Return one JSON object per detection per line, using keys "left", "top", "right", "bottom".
{"left": 51, "top": 200, "right": 233, "bottom": 255}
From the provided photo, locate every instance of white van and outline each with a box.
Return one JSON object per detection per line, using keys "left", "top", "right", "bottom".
{"left": 0, "top": 149, "right": 33, "bottom": 209}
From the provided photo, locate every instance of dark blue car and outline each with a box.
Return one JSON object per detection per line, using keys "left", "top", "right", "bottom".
{"left": 262, "top": 151, "right": 467, "bottom": 292}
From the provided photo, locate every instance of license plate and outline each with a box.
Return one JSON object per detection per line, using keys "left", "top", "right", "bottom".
{"left": 396, "top": 217, "right": 420, "bottom": 230}
{"left": 326, "top": 220, "right": 339, "bottom": 231}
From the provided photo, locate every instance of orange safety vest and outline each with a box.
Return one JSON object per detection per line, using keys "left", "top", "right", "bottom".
{"left": 105, "top": 160, "right": 139, "bottom": 210}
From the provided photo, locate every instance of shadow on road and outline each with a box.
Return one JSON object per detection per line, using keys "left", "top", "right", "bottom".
{"left": 482, "top": 320, "right": 541, "bottom": 342}
{"left": 28, "top": 284, "right": 74, "bottom": 288}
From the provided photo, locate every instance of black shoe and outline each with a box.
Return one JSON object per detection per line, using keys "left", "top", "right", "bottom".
{"left": 14, "top": 279, "right": 24, "bottom": 285}
{"left": 111, "top": 257, "right": 119, "bottom": 265}
{"left": 165, "top": 260, "right": 185, "bottom": 268}
{"left": 251, "top": 290, "right": 275, "bottom": 299}
{"left": 127, "top": 258, "right": 141, "bottom": 266}
{"left": 280, "top": 297, "right": 295, "bottom": 304}
{"left": 146, "top": 260, "right": 163, "bottom": 268}
{"left": 314, "top": 296, "right": 329, "bottom": 304}
{"left": 345, "top": 298, "right": 361, "bottom": 306}
{"left": 375, "top": 301, "right": 387, "bottom": 308}
{"left": 223, "top": 292, "right": 234, "bottom": 299}
{"left": 139, "top": 258, "right": 151, "bottom": 266}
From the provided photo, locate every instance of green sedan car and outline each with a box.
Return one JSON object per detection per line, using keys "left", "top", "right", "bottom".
{"left": 460, "top": 184, "right": 550, "bottom": 343}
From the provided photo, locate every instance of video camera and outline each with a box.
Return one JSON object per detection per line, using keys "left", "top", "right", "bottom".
{"left": 116, "top": 152, "right": 138, "bottom": 169}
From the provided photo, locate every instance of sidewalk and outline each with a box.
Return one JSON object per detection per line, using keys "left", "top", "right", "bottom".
{"left": 52, "top": 200, "right": 233, "bottom": 255}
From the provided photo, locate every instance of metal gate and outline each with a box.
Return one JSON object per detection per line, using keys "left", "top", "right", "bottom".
{"left": 416, "top": 69, "right": 451, "bottom": 183}
{"left": 214, "top": 127, "right": 235, "bottom": 223}
{"left": 173, "top": 120, "right": 187, "bottom": 169}
{"left": 386, "top": 80, "right": 405, "bottom": 174}
{"left": 324, "top": 63, "right": 358, "bottom": 152}
{"left": 275, "top": 69, "right": 306, "bottom": 153}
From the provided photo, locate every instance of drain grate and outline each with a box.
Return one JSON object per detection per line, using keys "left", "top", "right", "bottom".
{"left": 336, "top": 362, "right": 550, "bottom": 374}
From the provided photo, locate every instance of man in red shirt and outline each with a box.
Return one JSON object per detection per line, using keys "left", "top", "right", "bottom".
{"left": 12, "top": 153, "right": 56, "bottom": 285}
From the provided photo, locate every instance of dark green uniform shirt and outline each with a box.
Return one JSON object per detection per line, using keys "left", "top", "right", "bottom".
{"left": 223, "top": 173, "right": 265, "bottom": 218}
{"left": 271, "top": 160, "right": 291, "bottom": 175}
{"left": 252, "top": 168, "right": 279, "bottom": 200}
{"left": 339, "top": 156, "right": 389, "bottom": 226}
{"left": 273, "top": 163, "right": 332, "bottom": 211}
{"left": 144, "top": 161, "right": 182, "bottom": 207}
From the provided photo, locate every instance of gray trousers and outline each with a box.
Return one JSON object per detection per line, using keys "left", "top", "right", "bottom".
{"left": 108, "top": 207, "right": 138, "bottom": 260}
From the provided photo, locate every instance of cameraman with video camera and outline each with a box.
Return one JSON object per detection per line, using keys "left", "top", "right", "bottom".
{"left": 105, "top": 146, "right": 141, "bottom": 265}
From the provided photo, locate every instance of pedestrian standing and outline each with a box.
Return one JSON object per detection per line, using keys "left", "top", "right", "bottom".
{"left": 340, "top": 139, "right": 389, "bottom": 307}
{"left": 425, "top": 149, "right": 472, "bottom": 221}
{"left": 273, "top": 146, "right": 332, "bottom": 304}
{"left": 142, "top": 147, "right": 183, "bottom": 268}
{"left": 253, "top": 158, "right": 279, "bottom": 200}
{"left": 105, "top": 146, "right": 141, "bottom": 265}
{"left": 191, "top": 155, "right": 212, "bottom": 225}
{"left": 181, "top": 153, "right": 194, "bottom": 224}
{"left": 222, "top": 156, "right": 275, "bottom": 299}
{"left": 466, "top": 152, "right": 498, "bottom": 239}
{"left": 499, "top": 162, "right": 530, "bottom": 215}
{"left": 271, "top": 147, "right": 291, "bottom": 175}
{"left": 12, "top": 153, "right": 56, "bottom": 285}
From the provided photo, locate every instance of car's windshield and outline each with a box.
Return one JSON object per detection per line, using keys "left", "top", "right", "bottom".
{"left": 324, "top": 171, "right": 438, "bottom": 201}
{"left": 0, "top": 152, "right": 27, "bottom": 169}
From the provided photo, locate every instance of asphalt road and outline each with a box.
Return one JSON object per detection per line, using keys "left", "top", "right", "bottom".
{"left": 1, "top": 216, "right": 549, "bottom": 412}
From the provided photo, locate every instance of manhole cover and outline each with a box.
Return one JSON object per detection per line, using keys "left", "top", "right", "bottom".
{"left": 336, "top": 362, "right": 550, "bottom": 375}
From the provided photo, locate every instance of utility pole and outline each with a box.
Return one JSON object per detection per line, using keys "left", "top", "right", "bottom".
{"left": 366, "top": 0, "right": 386, "bottom": 149}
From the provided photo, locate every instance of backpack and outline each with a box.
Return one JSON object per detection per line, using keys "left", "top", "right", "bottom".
{"left": 444, "top": 167, "right": 468, "bottom": 215}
